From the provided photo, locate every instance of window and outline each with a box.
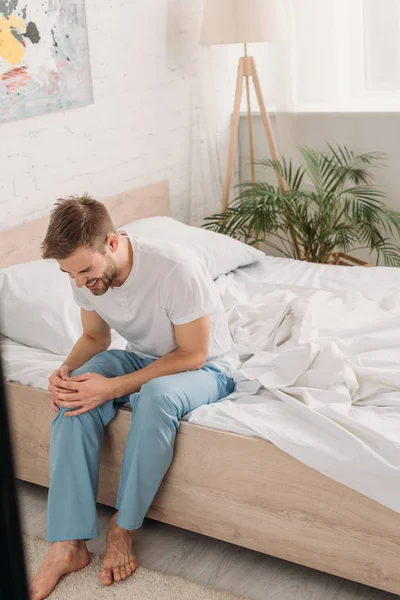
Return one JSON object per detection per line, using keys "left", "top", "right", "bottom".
{"left": 286, "top": 0, "right": 400, "bottom": 111}
{"left": 363, "top": 0, "right": 400, "bottom": 91}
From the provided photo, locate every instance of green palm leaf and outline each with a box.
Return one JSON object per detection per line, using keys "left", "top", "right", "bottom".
{"left": 203, "top": 144, "right": 400, "bottom": 265}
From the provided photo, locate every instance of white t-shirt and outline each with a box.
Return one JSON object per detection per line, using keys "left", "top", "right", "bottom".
{"left": 70, "top": 235, "right": 233, "bottom": 367}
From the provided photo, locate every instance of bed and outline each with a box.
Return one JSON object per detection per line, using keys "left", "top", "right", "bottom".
{"left": 2, "top": 181, "right": 400, "bottom": 596}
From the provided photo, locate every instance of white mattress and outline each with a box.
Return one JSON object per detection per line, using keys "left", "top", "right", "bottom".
{"left": 2, "top": 255, "right": 400, "bottom": 514}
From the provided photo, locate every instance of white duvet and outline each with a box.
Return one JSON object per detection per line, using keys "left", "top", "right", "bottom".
{"left": 186, "top": 259, "right": 400, "bottom": 514}
{"left": 2, "top": 256, "right": 400, "bottom": 513}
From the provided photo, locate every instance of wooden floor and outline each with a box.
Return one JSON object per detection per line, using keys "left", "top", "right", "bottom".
{"left": 18, "top": 481, "right": 398, "bottom": 600}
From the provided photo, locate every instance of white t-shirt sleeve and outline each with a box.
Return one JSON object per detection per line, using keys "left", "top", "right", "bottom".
{"left": 164, "top": 259, "right": 219, "bottom": 325}
{"left": 69, "top": 279, "right": 95, "bottom": 311}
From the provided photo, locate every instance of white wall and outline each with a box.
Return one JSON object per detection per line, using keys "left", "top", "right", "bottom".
{"left": 0, "top": 1, "right": 241, "bottom": 230}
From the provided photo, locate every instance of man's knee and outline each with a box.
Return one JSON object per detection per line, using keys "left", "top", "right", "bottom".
{"left": 52, "top": 404, "right": 107, "bottom": 436}
{"left": 53, "top": 404, "right": 93, "bottom": 420}
{"left": 132, "top": 380, "right": 179, "bottom": 422}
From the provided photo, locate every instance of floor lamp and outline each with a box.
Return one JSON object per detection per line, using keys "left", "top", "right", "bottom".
{"left": 201, "top": 0, "right": 288, "bottom": 211}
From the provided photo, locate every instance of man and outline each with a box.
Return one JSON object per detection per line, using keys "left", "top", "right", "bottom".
{"left": 30, "top": 195, "right": 235, "bottom": 600}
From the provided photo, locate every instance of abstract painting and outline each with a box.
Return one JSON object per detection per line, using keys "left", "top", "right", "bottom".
{"left": 0, "top": 0, "right": 93, "bottom": 123}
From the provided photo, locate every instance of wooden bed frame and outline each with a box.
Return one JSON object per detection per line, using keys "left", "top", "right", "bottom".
{"left": 2, "top": 181, "right": 399, "bottom": 596}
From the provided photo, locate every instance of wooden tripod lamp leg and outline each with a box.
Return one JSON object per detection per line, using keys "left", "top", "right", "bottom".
{"left": 245, "top": 74, "right": 256, "bottom": 183}
{"left": 244, "top": 43, "right": 256, "bottom": 183}
{"left": 251, "top": 57, "right": 285, "bottom": 193}
{"left": 222, "top": 59, "right": 244, "bottom": 212}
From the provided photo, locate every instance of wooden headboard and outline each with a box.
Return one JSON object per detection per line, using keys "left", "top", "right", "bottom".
{"left": 0, "top": 181, "right": 171, "bottom": 268}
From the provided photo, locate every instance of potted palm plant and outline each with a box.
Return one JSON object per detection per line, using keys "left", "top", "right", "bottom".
{"left": 203, "top": 145, "right": 400, "bottom": 266}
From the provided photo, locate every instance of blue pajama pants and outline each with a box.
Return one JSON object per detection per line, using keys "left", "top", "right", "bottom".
{"left": 47, "top": 349, "right": 234, "bottom": 541}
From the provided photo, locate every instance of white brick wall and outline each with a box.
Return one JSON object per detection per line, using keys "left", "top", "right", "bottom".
{"left": 0, "top": 0, "right": 240, "bottom": 229}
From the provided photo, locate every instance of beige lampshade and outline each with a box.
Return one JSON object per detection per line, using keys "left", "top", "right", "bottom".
{"left": 201, "top": 0, "right": 287, "bottom": 45}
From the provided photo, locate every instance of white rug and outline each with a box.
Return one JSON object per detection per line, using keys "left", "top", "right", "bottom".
{"left": 25, "top": 535, "right": 246, "bottom": 600}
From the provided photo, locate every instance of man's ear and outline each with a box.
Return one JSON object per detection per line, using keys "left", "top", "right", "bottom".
{"left": 106, "top": 233, "right": 119, "bottom": 253}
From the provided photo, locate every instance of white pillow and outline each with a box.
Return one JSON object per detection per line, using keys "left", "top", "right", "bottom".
{"left": 0, "top": 260, "right": 126, "bottom": 356}
{"left": 0, "top": 259, "right": 81, "bottom": 355}
{"left": 121, "top": 216, "right": 264, "bottom": 279}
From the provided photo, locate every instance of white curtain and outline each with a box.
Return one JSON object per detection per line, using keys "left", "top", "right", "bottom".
{"left": 286, "top": 0, "right": 400, "bottom": 110}
{"left": 270, "top": 0, "right": 300, "bottom": 168}
{"left": 187, "top": 42, "right": 241, "bottom": 226}
{"left": 363, "top": 0, "right": 400, "bottom": 91}
{"left": 166, "top": 0, "right": 242, "bottom": 226}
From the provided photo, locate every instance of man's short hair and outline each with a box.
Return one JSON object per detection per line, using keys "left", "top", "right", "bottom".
{"left": 41, "top": 194, "right": 117, "bottom": 260}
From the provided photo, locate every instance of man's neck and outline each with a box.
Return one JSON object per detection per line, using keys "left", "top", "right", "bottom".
{"left": 112, "top": 235, "right": 134, "bottom": 287}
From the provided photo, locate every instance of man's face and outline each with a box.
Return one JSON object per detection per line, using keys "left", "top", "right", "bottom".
{"left": 59, "top": 245, "right": 118, "bottom": 296}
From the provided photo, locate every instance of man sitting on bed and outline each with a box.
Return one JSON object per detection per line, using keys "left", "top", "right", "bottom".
{"left": 30, "top": 195, "right": 234, "bottom": 600}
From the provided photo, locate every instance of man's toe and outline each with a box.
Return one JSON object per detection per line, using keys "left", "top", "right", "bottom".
{"left": 130, "top": 559, "right": 138, "bottom": 572}
{"left": 100, "top": 567, "right": 113, "bottom": 586}
{"left": 30, "top": 588, "right": 41, "bottom": 600}
{"left": 113, "top": 566, "right": 122, "bottom": 581}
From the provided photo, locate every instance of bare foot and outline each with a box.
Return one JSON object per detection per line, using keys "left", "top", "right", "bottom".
{"left": 30, "top": 540, "right": 90, "bottom": 600}
{"left": 100, "top": 512, "right": 139, "bottom": 585}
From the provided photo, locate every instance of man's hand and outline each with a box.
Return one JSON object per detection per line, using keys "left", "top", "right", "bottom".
{"left": 52, "top": 372, "right": 116, "bottom": 416}
{"left": 48, "top": 365, "right": 73, "bottom": 413}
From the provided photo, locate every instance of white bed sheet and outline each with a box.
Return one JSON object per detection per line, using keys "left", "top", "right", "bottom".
{"left": 1, "top": 336, "right": 66, "bottom": 390}
{"left": 2, "top": 255, "right": 400, "bottom": 514}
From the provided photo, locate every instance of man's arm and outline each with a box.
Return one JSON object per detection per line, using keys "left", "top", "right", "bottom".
{"left": 54, "top": 315, "right": 210, "bottom": 415}
{"left": 109, "top": 315, "right": 210, "bottom": 397}
{"left": 62, "top": 309, "right": 111, "bottom": 373}
{"left": 49, "top": 310, "right": 111, "bottom": 405}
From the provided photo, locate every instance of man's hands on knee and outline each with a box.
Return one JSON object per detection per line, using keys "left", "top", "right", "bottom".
{"left": 50, "top": 372, "right": 117, "bottom": 417}
{"left": 48, "top": 365, "right": 73, "bottom": 412}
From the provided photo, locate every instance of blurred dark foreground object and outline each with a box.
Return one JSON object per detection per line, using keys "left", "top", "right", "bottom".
{"left": 0, "top": 348, "right": 29, "bottom": 600}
